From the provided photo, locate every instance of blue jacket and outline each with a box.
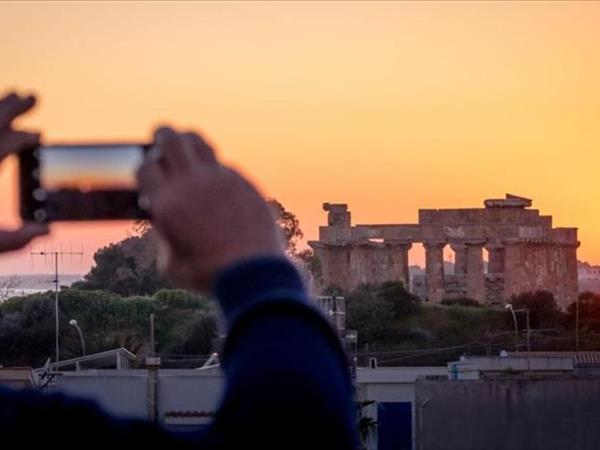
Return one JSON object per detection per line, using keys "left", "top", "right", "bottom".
{"left": 0, "top": 257, "right": 358, "bottom": 450}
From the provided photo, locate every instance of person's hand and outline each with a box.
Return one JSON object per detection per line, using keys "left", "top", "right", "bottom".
{"left": 138, "top": 127, "right": 285, "bottom": 292}
{"left": 0, "top": 92, "right": 49, "bottom": 253}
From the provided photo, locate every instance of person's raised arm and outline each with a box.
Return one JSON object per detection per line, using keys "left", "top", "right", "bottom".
{"left": 0, "top": 92, "right": 49, "bottom": 251}
{"left": 0, "top": 95, "right": 188, "bottom": 449}
{"left": 138, "top": 128, "right": 358, "bottom": 450}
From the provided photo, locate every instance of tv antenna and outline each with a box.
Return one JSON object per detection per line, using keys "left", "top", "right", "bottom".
{"left": 31, "top": 246, "right": 83, "bottom": 364}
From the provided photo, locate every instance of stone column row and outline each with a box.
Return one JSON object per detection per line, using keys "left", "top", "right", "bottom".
{"left": 429, "top": 240, "right": 489, "bottom": 303}
{"left": 465, "top": 241, "right": 486, "bottom": 302}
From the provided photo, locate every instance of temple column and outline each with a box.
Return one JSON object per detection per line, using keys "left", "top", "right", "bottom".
{"left": 466, "top": 241, "right": 486, "bottom": 303}
{"left": 485, "top": 241, "right": 506, "bottom": 304}
{"left": 397, "top": 241, "right": 413, "bottom": 289}
{"left": 375, "top": 240, "right": 413, "bottom": 289}
{"left": 450, "top": 242, "right": 468, "bottom": 274}
{"left": 424, "top": 241, "right": 446, "bottom": 302}
{"left": 486, "top": 243, "right": 505, "bottom": 274}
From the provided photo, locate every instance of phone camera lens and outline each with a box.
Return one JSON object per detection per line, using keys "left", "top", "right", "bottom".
{"left": 33, "top": 209, "right": 48, "bottom": 222}
{"left": 33, "top": 188, "right": 48, "bottom": 201}
{"left": 138, "top": 195, "right": 151, "bottom": 211}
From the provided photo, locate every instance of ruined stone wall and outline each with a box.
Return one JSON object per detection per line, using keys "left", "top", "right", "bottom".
{"left": 351, "top": 245, "right": 410, "bottom": 288}
{"left": 309, "top": 196, "right": 579, "bottom": 305}
{"left": 443, "top": 274, "right": 468, "bottom": 300}
{"left": 313, "top": 245, "right": 352, "bottom": 291}
{"left": 485, "top": 275, "right": 504, "bottom": 304}
{"left": 313, "top": 244, "right": 410, "bottom": 291}
{"left": 503, "top": 242, "right": 579, "bottom": 309}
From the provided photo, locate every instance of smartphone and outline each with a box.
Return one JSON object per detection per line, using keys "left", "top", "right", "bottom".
{"left": 19, "top": 143, "right": 151, "bottom": 222}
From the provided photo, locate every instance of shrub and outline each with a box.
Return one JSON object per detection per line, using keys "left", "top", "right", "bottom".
{"left": 441, "top": 298, "right": 481, "bottom": 307}
{"left": 509, "top": 290, "right": 565, "bottom": 329}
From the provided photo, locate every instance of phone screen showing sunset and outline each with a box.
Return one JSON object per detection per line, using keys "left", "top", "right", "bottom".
{"left": 40, "top": 145, "right": 144, "bottom": 193}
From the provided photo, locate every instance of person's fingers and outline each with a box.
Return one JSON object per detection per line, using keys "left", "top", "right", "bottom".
{"left": 0, "top": 130, "right": 40, "bottom": 161}
{"left": 0, "top": 93, "right": 36, "bottom": 129}
{"left": 153, "top": 126, "right": 191, "bottom": 173}
{"left": 0, "top": 93, "right": 19, "bottom": 128}
{"left": 181, "top": 132, "right": 218, "bottom": 165}
{"left": 0, "top": 223, "right": 49, "bottom": 253}
{"left": 137, "top": 160, "right": 167, "bottom": 197}
{"left": 0, "top": 94, "right": 18, "bottom": 116}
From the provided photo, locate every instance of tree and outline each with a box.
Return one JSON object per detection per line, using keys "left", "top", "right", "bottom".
{"left": 267, "top": 200, "right": 325, "bottom": 287}
{"left": 0, "top": 288, "right": 217, "bottom": 366}
{"left": 346, "top": 285, "right": 397, "bottom": 346}
{"left": 0, "top": 275, "right": 20, "bottom": 302}
{"left": 0, "top": 294, "right": 55, "bottom": 366}
{"left": 76, "top": 200, "right": 304, "bottom": 295}
{"left": 295, "top": 248, "right": 322, "bottom": 287}
{"left": 268, "top": 199, "right": 304, "bottom": 255}
{"left": 377, "top": 281, "right": 421, "bottom": 318}
{"left": 345, "top": 282, "right": 421, "bottom": 347}
{"left": 568, "top": 291, "right": 600, "bottom": 332}
{"left": 509, "top": 290, "right": 565, "bottom": 329}
{"left": 356, "top": 400, "right": 377, "bottom": 447}
{"left": 72, "top": 231, "right": 170, "bottom": 296}
{"left": 167, "top": 312, "right": 219, "bottom": 355}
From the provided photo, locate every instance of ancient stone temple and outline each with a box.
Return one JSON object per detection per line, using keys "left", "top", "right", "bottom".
{"left": 308, "top": 195, "right": 579, "bottom": 309}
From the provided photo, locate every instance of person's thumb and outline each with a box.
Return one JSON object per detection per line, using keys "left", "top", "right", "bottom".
{"left": 0, "top": 222, "right": 49, "bottom": 253}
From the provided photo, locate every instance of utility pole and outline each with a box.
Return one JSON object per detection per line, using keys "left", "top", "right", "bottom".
{"left": 525, "top": 309, "right": 531, "bottom": 372}
{"left": 576, "top": 294, "right": 580, "bottom": 352}
{"left": 150, "top": 313, "right": 156, "bottom": 356}
{"left": 31, "top": 249, "right": 83, "bottom": 364}
{"left": 146, "top": 313, "right": 160, "bottom": 422}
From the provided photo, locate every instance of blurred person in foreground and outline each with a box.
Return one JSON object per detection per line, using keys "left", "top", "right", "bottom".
{"left": 0, "top": 92, "right": 358, "bottom": 450}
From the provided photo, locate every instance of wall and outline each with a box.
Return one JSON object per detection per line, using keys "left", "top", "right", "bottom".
{"left": 52, "top": 368, "right": 224, "bottom": 426}
{"left": 504, "top": 243, "right": 578, "bottom": 308}
{"left": 158, "top": 369, "right": 223, "bottom": 430}
{"left": 415, "top": 377, "right": 600, "bottom": 450}
{"left": 53, "top": 370, "right": 149, "bottom": 419}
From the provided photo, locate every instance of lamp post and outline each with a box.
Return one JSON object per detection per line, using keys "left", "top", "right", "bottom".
{"left": 505, "top": 304, "right": 530, "bottom": 370}
{"left": 69, "top": 319, "right": 86, "bottom": 356}
{"left": 576, "top": 294, "right": 580, "bottom": 352}
{"left": 346, "top": 329, "right": 358, "bottom": 382}
{"left": 505, "top": 304, "right": 519, "bottom": 347}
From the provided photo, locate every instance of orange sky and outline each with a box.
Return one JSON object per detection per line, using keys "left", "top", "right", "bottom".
{"left": 1, "top": 1, "right": 600, "bottom": 274}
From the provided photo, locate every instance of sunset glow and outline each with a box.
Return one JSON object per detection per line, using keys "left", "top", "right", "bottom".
{"left": 1, "top": 1, "right": 599, "bottom": 274}
{"left": 40, "top": 145, "right": 143, "bottom": 191}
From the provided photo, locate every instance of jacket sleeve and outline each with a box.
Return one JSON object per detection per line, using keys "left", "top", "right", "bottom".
{"left": 0, "top": 385, "right": 194, "bottom": 449}
{"left": 206, "top": 256, "right": 358, "bottom": 450}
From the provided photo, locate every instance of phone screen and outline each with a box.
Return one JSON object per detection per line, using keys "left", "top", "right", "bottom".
{"left": 39, "top": 145, "right": 145, "bottom": 193}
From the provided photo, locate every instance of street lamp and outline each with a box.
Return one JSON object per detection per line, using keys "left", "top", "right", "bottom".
{"left": 505, "top": 304, "right": 530, "bottom": 370}
{"left": 346, "top": 329, "right": 358, "bottom": 382}
{"left": 505, "top": 304, "right": 519, "bottom": 345}
{"left": 69, "top": 319, "right": 86, "bottom": 356}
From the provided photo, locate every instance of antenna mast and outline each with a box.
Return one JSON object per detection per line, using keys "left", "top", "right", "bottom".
{"left": 31, "top": 249, "right": 83, "bottom": 364}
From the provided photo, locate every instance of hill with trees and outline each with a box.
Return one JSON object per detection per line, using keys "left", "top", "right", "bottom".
{"left": 3, "top": 200, "right": 600, "bottom": 368}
